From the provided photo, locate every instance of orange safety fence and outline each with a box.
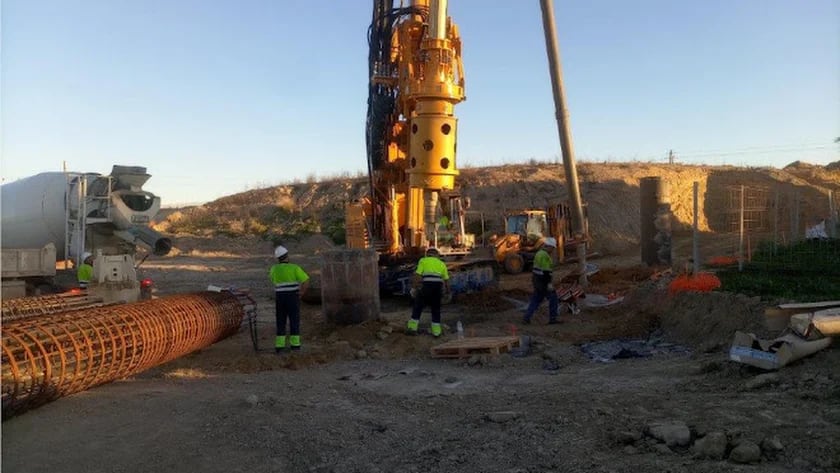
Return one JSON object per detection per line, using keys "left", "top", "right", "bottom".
{"left": 668, "top": 273, "right": 722, "bottom": 294}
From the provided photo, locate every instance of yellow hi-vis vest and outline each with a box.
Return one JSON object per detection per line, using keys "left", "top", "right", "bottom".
{"left": 532, "top": 249, "right": 553, "bottom": 276}
{"left": 415, "top": 256, "right": 449, "bottom": 283}
{"left": 269, "top": 263, "right": 309, "bottom": 292}
{"left": 77, "top": 263, "right": 94, "bottom": 288}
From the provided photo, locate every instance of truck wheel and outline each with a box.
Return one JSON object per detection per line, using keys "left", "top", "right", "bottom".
{"left": 503, "top": 253, "right": 525, "bottom": 274}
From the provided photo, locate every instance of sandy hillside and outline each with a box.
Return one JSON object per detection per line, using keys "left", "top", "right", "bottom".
{"left": 154, "top": 160, "right": 840, "bottom": 257}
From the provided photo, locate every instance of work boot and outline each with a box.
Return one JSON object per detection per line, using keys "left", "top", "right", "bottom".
{"left": 405, "top": 318, "right": 419, "bottom": 335}
{"left": 431, "top": 323, "right": 442, "bottom": 338}
{"left": 289, "top": 335, "right": 301, "bottom": 351}
{"left": 275, "top": 335, "right": 287, "bottom": 354}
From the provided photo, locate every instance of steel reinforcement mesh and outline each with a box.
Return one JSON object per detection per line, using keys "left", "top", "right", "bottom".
{"left": 2, "top": 293, "right": 110, "bottom": 322}
{"left": 1, "top": 292, "right": 244, "bottom": 418}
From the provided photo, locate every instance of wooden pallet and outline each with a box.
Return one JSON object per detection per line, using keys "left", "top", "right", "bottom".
{"left": 430, "top": 336, "right": 520, "bottom": 359}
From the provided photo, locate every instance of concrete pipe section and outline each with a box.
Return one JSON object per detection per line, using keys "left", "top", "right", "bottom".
{"left": 1, "top": 292, "right": 246, "bottom": 418}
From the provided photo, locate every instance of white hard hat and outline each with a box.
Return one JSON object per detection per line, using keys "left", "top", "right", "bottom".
{"left": 274, "top": 246, "right": 288, "bottom": 258}
{"left": 81, "top": 252, "right": 93, "bottom": 261}
{"left": 543, "top": 237, "right": 557, "bottom": 248}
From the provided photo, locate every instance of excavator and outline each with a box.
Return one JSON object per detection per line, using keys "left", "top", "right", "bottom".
{"left": 493, "top": 203, "right": 591, "bottom": 274}
{"left": 345, "top": 0, "right": 497, "bottom": 296}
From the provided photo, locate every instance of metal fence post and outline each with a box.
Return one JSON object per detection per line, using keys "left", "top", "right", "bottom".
{"left": 693, "top": 181, "right": 699, "bottom": 275}
{"left": 739, "top": 185, "right": 745, "bottom": 271}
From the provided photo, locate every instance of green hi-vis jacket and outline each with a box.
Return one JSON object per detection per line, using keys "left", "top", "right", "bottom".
{"left": 415, "top": 256, "right": 449, "bottom": 283}
{"left": 531, "top": 249, "right": 553, "bottom": 284}
{"left": 77, "top": 263, "right": 93, "bottom": 288}
{"left": 269, "top": 263, "right": 309, "bottom": 292}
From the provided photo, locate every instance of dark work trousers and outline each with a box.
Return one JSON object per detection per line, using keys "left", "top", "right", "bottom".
{"left": 411, "top": 281, "right": 443, "bottom": 324}
{"left": 524, "top": 274, "right": 559, "bottom": 322}
{"left": 275, "top": 291, "right": 301, "bottom": 336}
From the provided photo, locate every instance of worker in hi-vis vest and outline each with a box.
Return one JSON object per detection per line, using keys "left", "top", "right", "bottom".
{"left": 77, "top": 252, "right": 94, "bottom": 289}
{"left": 522, "top": 237, "right": 559, "bottom": 324}
{"left": 269, "top": 245, "right": 309, "bottom": 353}
{"left": 406, "top": 247, "right": 450, "bottom": 337}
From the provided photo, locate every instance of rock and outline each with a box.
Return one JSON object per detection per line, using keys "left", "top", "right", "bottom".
{"left": 485, "top": 411, "right": 520, "bottom": 423}
{"left": 744, "top": 373, "right": 780, "bottom": 390}
{"left": 729, "top": 441, "right": 761, "bottom": 464}
{"left": 355, "top": 350, "right": 368, "bottom": 359}
{"left": 653, "top": 443, "right": 673, "bottom": 455}
{"left": 692, "top": 431, "right": 728, "bottom": 460}
{"left": 468, "top": 355, "right": 482, "bottom": 366}
{"left": 761, "top": 435, "right": 784, "bottom": 453}
{"left": 444, "top": 376, "right": 458, "bottom": 384}
{"left": 623, "top": 446, "right": 638, "bottom": 455}
{"left": 376, "top": 331, "right": 389, "bottom": 340}
{"left": 244, "top": 394, "right": 259, "bottom": 407}
{"left": 617, "top": 430, "right": 642, "bottom": 445}
{"left": 380, "top": 325, "right": 394, "bottom": 334}
{"left": 647, "top": 420, "right": 691, "bottom": 447}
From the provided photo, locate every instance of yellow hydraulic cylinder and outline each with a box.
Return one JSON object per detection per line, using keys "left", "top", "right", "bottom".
{"left": 407, "top": 101, "right": 459, "bottom": 190}
{"left": 405, "top": 0, "right": 463, "bottom": 194}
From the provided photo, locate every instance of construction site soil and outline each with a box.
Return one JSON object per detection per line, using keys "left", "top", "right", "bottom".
{"left": 4, "top": 236, "right": 839, "bottom": 473}
{"left": 4, "top": 162, "right": 840, "bottom": 473}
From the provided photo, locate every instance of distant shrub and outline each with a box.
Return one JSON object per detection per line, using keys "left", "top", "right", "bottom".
{"left": 166, "top": 208, "right": 219, "bottom": 235}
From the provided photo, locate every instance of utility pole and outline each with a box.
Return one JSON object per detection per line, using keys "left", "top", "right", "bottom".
{"left": 668, "top": 149, "right": 675, "bottom": 165}
{"left": 539, "top": 0, "right": 588, "bottom": 284}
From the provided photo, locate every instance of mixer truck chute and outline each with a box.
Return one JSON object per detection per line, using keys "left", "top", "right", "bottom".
{"left": 1, "top": 165, "right": 171, "bottom": 302}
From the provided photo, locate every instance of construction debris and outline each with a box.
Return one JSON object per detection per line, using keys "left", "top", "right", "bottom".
{"left": 580, "top": 332, "right": 690, "bottom": 362}
{"left": 728, "top": 331, "right": 833, "bottom": 370}
{"left": 764, "top": 300, "right": 840, "bottom": 331}
{"left": 790, "top": 308, "right": 840, "bottom": 337}
{"left": 430, "top": 336, "right": 520, "bottom": 359}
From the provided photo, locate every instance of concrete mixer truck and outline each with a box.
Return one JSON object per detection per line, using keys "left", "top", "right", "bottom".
{"left": 1, "top": 165, "right": 172, "bottom": 302}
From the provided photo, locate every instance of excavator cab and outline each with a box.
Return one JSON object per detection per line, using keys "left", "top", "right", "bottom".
{"left": 495, "top": 210, "right": 552, "bottom": 274}
{"left": 494, "top": 204, "right": 588, "bottom": 274}
{"left": 505, "top": 210, "right": 548, "bottom": 244}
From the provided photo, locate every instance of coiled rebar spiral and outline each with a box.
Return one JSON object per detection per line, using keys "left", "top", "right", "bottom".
{"left": 2, "top": 292, "right": 245, "bottom": 418}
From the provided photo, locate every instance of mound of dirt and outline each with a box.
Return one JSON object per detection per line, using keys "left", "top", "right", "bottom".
{"left": 155, "top": 161, "right": 839, "bottom": 263}
{"left": 293, "top": 234, "right": 335, "bottom": 255}
{"left": 659, "top": 291, "right": 770, "bottom": 353}
{"left": 164, "top": 235, "right": 270, "bottom": 257}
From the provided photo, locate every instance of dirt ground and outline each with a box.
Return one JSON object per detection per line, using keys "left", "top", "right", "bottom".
{"left": 3, "top": 236, "right": 839, "bottom": 473}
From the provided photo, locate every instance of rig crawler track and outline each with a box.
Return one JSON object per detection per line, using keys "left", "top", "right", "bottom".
{"left": 1, "top": 292, "right": 244, "bottom": 418}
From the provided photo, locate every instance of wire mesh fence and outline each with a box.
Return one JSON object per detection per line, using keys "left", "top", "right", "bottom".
{"left": 698, "top": 183, "right": 840, "bottom": 300}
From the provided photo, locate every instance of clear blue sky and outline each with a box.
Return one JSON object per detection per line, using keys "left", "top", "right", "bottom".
{"left": 2, "top": 0, "right": 838, "bottom": 205}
